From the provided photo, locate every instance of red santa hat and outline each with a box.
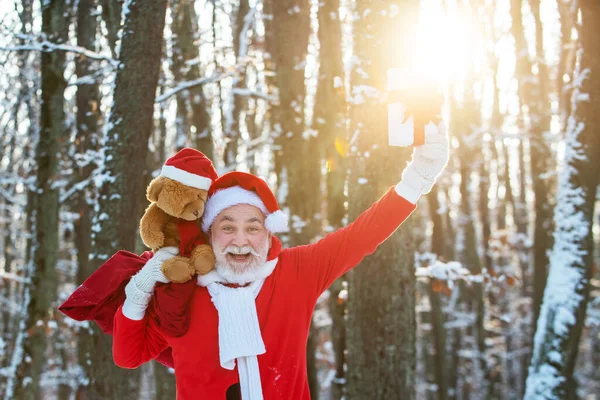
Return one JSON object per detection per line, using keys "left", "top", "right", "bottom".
{"left": 201, "top": 171, "right": 288, "bottom": 233}
{"left": 160, "top": 148, "right": 218, "bottom": 190}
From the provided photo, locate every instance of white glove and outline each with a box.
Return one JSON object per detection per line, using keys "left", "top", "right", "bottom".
{"left": 395, "top": 120, "right": 449, "bottom": 204}
{"left": 122, "top": 246, "right": 178, "bottom": 320}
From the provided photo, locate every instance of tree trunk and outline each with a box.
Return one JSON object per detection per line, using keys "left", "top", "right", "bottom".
{"left": 345, "top": 1, "right": 418, "bottom": 398}
{"left": 525, "top": 2, "right": 600, "bottom": 397}
{"left": 1, "top": 0, "right": 34, "bottom": 340}
{"left": 84, "top": 1, "right": 168, "bottom": 398}
{"left": 494, "top": 140, "right": 509, "bottom": 231}
{"left": 427, "top": 187, "right": 449, "bottom": 400}
{"left": 11, "top": 1, "right": 69, "bottom": 398}
{"left": 556, "top": 0, "right": 577, "bottom": 127}
{"left": 270, "top": 0, "right": 317, "bottom": 395}
{"left": 452, "top": 86, "right": 489, "bottom": 396}
{"left": 261, "top": 0, "right": 283, "bottom": 188}
{"left": 73, "top": 1, "right": 102, "bottom": 398}
{"left": 223, "top": 0, "right": 251, "bottom": 168}
{"left": 1, "top": 114, "right": 19, "bottom": 339}
{"left": 509, "top": 0, "right": 534, "bottom": 299}
{"left": 1, "top": 118, "right": 17, "bottom": 337}
{"left": 153, "top": 363, "right": 176, "bottom": 400}
{"left": 170, "top": 0, "right": 213, "bottom": 159}
{"left": 315, "top": 1, "right": 347, "bottom": 398}
{"left": 271, "top": 0, "right": 315, "bottom": 243}
{"left": 100, "top": 0, "right": 123, "bottom": 58}
{"left": 527, "top": 0, "right": 555, "bottom": 334}
{"left": 151, "top": 78, "right": 177, "bottom": 400}
{"left": 478, "top": 144, "right": 492, "bottom": 274}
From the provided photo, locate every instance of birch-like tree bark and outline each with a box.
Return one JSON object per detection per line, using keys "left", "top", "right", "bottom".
{"left": 525, "top": 2, "right": 600, "bottom": 398}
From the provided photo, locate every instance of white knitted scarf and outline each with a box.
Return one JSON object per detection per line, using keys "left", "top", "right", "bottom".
{"left": 205, "top": 279, "right": 266, "bottom": 400}
{"left": 196, "top": 256, "right": 278, "bottom": 400}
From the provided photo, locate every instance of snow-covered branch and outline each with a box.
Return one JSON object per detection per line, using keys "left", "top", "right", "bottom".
{"left": 0, "top": 294, "right": 26, "bottom": 316}
{"left": 416, "top": 260, "right": 472, "bottom": 282}
{"left": 231, "top": 87, "right": 277, "bottom": 102}
{"left": 238, "top": 7, "right": 256, "bottom": 60}
{"left": 60, "top": 175, "right": 95, "bottom": 203}
{"left": 0, "top": 272, "right": 31, "bottom": 285}
{"left": 0, "top": 39, "right": 117, "bottom": 68}
{"left": 415, "top": 254, "right": 517, "bottom": 291}
{"left": 0, "top": 184, "right": 25, "bottom": 206}
{"left": 155, "top": 70, "right": 232, "bottom": 103}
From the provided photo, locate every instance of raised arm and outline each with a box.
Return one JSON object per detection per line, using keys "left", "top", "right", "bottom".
{"left": 112, "top": 247, "right": 176, "bottom": 368}
{"left": 285, "top": 121, "right": 449, "bottom": 299}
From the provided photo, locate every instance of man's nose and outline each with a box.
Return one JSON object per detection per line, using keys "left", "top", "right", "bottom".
{"left": 231, "top": 230, "right": 249, "bottom": 246}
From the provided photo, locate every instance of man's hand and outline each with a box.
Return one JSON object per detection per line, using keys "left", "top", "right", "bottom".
{"left": 395, "top": 120, "right": 449, "bottom": 203}
{"left": 123, "top": 246, "right": 178, "bottom": 320}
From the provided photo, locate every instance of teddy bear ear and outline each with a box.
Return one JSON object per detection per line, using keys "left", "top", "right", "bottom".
{"left": 147, "top": 177, "right": 165, "bottom": 202}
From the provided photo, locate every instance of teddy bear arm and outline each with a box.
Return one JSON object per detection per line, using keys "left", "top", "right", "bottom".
{"left": 140, "top": 204, "right": 168, "bottom": 249}
{"left": 190, "top": 244, "right": 216, "bottom": 275}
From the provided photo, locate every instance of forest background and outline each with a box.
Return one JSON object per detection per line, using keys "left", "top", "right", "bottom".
{"left": 0, "top": 0, "right": 598, "bottom": 399}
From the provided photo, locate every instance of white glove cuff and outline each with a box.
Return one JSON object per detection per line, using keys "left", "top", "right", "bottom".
{"left": 122, "top": 279, "right": 152, "bottom": 320}
{"left": 395, "top": 181, "right": 421, "bottom": 204}
{"left": 122, "top": 298, "right": 148, "bottom": 321}
{"left": 125, "top": 278, "right": 153, "bottom": 305}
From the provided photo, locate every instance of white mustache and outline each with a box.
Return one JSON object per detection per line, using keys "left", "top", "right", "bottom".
{"left": 222, "top": 245, "right": 259, "bottom": 257}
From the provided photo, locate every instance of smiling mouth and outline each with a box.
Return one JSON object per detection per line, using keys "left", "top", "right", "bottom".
{"left": 227, "top": 253, "right": 252, "bottom": 263}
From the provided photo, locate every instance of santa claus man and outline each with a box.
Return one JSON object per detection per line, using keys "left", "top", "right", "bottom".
{"left": 113, "top": 121, "right": 449, "bottom": 399}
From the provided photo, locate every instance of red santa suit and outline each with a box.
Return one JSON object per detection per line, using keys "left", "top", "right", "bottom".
{"left": 113, "top": 186, "right": 417, "bottom": 399}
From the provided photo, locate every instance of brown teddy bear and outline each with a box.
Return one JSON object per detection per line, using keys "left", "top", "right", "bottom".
{"left": 140, "top": 148, "right": 218, "bottom": 283}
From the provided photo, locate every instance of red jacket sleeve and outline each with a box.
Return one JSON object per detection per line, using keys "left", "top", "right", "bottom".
{"left": 112, "top": 305, "right": 169, "bottom": 369}
{"left": 282, "top": 187, "right": 417, "bottom": 302}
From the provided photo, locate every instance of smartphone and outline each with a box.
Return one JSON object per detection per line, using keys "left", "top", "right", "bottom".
{"left": 387, "top": 68, "right": 442, "bottom": 147}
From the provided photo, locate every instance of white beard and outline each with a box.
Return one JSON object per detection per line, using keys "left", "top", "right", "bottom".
{"left": 213, "top": 241, "right": 271, "bottom": 285}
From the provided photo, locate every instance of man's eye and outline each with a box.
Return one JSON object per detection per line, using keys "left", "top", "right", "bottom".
{"left": 222, "top": 226, "right": 234, "bottom": 232}
{"left": 248, "top": 227, "right": 259, "bottom": 232}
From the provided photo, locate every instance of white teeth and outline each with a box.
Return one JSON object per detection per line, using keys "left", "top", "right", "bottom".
{"left": 223, "top": 246, "right": 258, "bottom": 256}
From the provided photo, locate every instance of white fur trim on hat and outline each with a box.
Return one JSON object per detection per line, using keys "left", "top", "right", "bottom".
{"left": 161, "top": 165, "right": 213, "bottom": 190}
{"left": 202, "top": 186, "right": 269, "bottom": 232}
